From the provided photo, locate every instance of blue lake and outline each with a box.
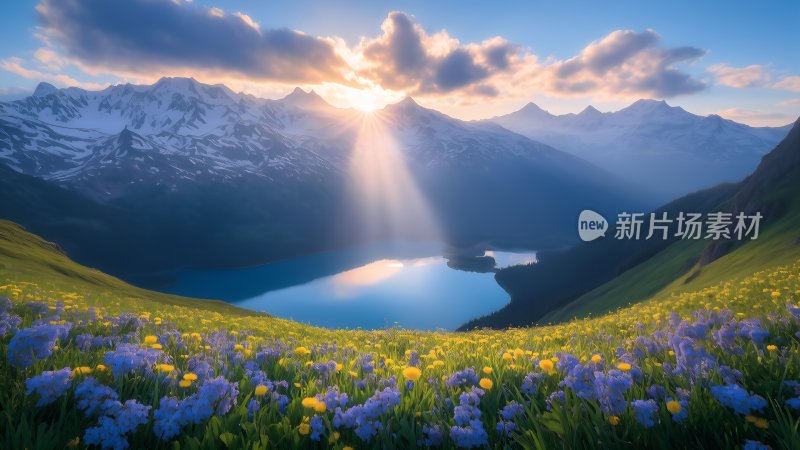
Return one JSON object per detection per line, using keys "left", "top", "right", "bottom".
{"left": 162, "top": 241, "right": 536, "bottom": 330}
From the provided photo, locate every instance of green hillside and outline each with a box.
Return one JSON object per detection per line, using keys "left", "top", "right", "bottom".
{"left": 0, "top": 219, "right": 259, "bottom": 318}
{"left": 542, "top": 189, "right": 800, "bottom": 323}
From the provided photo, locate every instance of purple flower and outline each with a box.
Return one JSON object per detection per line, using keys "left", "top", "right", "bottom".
{"left": 422, "top": 424, "right": 443, "bottom": 447}
{"left": 153, "top": 377, "right": 239, "bottom": 440}
{"left": 8, "top": 323, "right": 70, "bottom": 368}
{"left": 710, "top": 384, "right": 767, "bottom": 415}
{"left": 631, "top": 399, "right": 658, "bottom": 427}
{"left": 445, "top": 367, "right": 479, "bottom": 389}
{"left": 25, "top": 368, "right": 72, "bottom": 406}
{"left": 309, "top": 415, "right": 324, "bottom": 441}
{"left": 593, "top": 370, "right": 632, "bottom": 415}
{"left": 75, "top": 377, "right": 120, "bottom": 416}
{"left": 496, "top": 401, "right": 524, "bottom": 437}
{"left": 521, "top": 371, "right": 546, "bottom": 396}
{"left": 103, "top": 344, "right": 164, "bottom": 377}
{"left": 84, "top": 400, "right": 150, "bottom": 450}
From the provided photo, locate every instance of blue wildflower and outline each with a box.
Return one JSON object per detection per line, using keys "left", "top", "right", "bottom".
{"left": 496, "top": 401, "right": 524, "bottom": 437}
{"left": 561, "top": 364, "right": 595, "bottom": 400}
{"left": 84, "top": 400, "right": 150, "bottom": 450}
{"left": 445, "top": 367, "right": 479, "bottom": 389}
{"left": 309, "top": 415, "right": 324, "bottom": 441}
{"left": 710, "top": 384, "right": 767, "bottom": 415}
{"left": 521, "top": 371, "right": 546, "bottom": 396}
{"left": 75, "top": 377, "right": 120, "bottom": 416}
{"left": 451, "top": 387, "right": 488, "bottom": 448}
{"left": 743, "top": 440, "right": 771, "bottom": 450}
{"left": 25, "top": 368, "right": 72, "bottom": 407}
{"left": 422, "top": 424, "right": 443, "bottom": 447}
{"left": 103, "top": 344, "right": 163, "bottom": 377}
{"left": 0, "top": 312, "right": 22, "bottom": 336}
{"left": 8, "top": 323, "right": 70, "bottom": 368}
{"left": 153, "top": 377, "right": 239, "bottom": 440}
{"left": 631, "top": 399, "right": 658, "bottom": 427}
{"left": 593, "top": 369, "right": 632, "bottom": 415}
{"left": 333, "top": 386, "right": 400, "bottom": 442}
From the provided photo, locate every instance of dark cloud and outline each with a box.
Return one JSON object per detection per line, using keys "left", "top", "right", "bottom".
{"left": 36, "top": 0, "right": 349, "bottom": 83}
{"left": 361, "top": 12, "right": 515, "bottom": 94}
{"left": 545, "top": 30, "right": 707, "bottom": 98}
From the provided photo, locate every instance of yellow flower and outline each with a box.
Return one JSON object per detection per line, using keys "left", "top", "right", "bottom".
{"left": 617, "top": 362, "right": 631, "bottom": 372}
{"left": 151, "top": 343, "right": 163, "bottom": 350}
{"left": 234, "top": 344, "right": 244, "bottom": 352}
{"left": 298, "top": 424, "right": 310, "bottom": 435}
{"left": 348, "top": 371, "right": 359, "bottom": 377}
{"left": 95, "top": 364, "right": 107, "bottom": 372}
{"left": 255, "top": 385, "right": 268, "bottom": 396}
{"left": 433, "top": 360, "right": 445, "bottom": 367}
{"left": 179, "top": 380, "right": 192, "bottom": 388}
{"left": 502, "top": 352, "right": 513, "bottom": 361}
{"left": 71, "top": 366, "right": 92, "bottom": 377}
{"left": 746, "top": 415, "right": 769, "bottom": 429}
{"left": 767, "top": 344, "right": 778, "bottom": 351}
{"left": 301, "top": 397, "right": 319, "bottom": 409}
{"left": 479, "top": 378, "right": 493, "bottom": 390}
{"left": 608, "top": 416, "right": 620, "bottom": 426}
{"left": 314, "top": 401, "right": 327, "bottom": 413}
{"left": 666, "top": 400, "right": 681, "bottom": 414}
{"left": 343, "top": 447, "right": 354, "bottom": 450}
{"left": 403, "top": 367, "right": 422, "bottom": 381}
{"left": 482, "top": 366, "right": 493, "bottom": 374}
{"left": 384, "top": 358, "right": 394, "bottom": 366}
{"left": 183, "top": 372, "right": 198, "bottom": 381}
{"left": 591, "top": 355, "right": 602, "bottom": 363}
{"left": 155, "top": 364, "right": 175, "bottom": 373}
{"left": 294, "top": 382, "right": 302, "bottom": 388}
{"left": 143, "top": 335, "right": 158, "bottom": 345}
{"left": 295, "top": 346, "right": 311, "bottom": 356}
{"left": 328, "top": 431, "right": 340, "bottom": 444}
{"left": 539, "top": 359, "right": 554, "bottom": 372}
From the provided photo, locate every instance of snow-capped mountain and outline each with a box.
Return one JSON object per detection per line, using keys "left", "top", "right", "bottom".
{"left": 489, "top": 99, "right": 792, "bottom": 202}
{"left": 0, "top": 78, "right": 641, "bottom": 277}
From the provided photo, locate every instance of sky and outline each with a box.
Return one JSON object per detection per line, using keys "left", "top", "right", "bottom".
{"left": 0, "top": 0, "right": 798, "bottom": 126}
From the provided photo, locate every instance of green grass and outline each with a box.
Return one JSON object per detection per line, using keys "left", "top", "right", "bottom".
{"left": 542, "top": 190, "right": 800, "bottom": 324}
{"left": 1, "top": 220, "right": 799, "bottom": 449}
{"left": 0, "top": 219, "right": 261, "bottom": 319}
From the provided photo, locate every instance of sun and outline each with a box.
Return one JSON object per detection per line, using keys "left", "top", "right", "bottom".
{"left": 344, "top": 89, "right": 382, "bottom": 112}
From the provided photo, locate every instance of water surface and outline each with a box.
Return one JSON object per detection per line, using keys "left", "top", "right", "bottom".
{"left": 164, "top": 241, "right": 536, "bottom": 330}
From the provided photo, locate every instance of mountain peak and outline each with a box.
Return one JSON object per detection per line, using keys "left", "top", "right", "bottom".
{"left": 33, "top": 82, "right": 58, "bottom": 98}
{"left": 518, "top": 102, "right": 554, "bottom": 118}
{"left": 577, "top": 105, "right": 602, "bottom": 117}
{"left": 152, "top": 77, "right": 201, "bottom": 94}
{"left": 624, "top": 99, "right": 671, "bottom": 112}
{"left": 282, "top": 87, "right": 329, "bottom": 110}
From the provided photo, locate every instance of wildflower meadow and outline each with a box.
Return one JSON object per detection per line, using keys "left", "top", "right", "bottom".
{"left": 1, "top": 261, "right": 800, "bottom": 449}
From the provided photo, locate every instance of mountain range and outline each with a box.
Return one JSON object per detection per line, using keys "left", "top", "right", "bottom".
{"left": 0, "top": 77, "right": 639, "bottom": 281}
{"left": 489, "top": 100, "right": 791, "bottom": 202}
{"left": 463, "top": 116, "right": 800, "bottom": 329}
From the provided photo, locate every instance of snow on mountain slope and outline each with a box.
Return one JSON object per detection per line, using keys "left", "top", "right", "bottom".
{"left": 489, "top": 99, "right": 792, "bottom": 201}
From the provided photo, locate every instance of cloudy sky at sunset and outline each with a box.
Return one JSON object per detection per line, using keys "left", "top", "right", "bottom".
{"left": 1, "top": 0, "right": 798, "bottom": 125}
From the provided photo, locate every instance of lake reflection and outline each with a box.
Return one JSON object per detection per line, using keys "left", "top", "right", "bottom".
{"left": 163, "top": 242, "right": 536, "bottom": 330}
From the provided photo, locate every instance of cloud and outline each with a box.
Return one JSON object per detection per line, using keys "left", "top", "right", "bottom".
{"left": 715, "top": 107, "right": 796, "bottom": 127}
{"left": 35, "top": 0, "right": 350, "bottom": 84}
{"left": 0, "top": 57, "right": 105, "bottom": 90}
{"left": 358, "top": 12, "right": 517, "bottom": 95}
{"left": 774, "top": 76, "right": 800, "bottom": 93}
{"left": 708, "top": 64, "right": 770, "bottom": 88}
{"left": 358, "top": 17, "right": 706, "bottom": 99}
{"left": 538, "top": 30, "right": 707, "bottom": 98}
